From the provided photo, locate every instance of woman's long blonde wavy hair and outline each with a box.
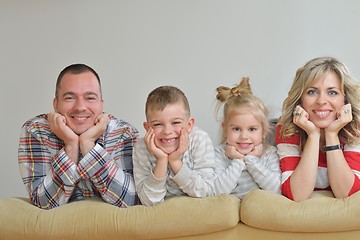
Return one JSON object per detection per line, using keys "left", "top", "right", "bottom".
{"left": 215, "top": 77, "right": 269, "bottom": 144}
{"left": 279, "top": 56, "right": 360, "bottom": 146}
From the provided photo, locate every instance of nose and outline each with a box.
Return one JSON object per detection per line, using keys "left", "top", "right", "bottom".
{"left": 74, "top": 98, "right": 87, "bottom": 111}
{"left": 163, "top": 124, "right": 172, "bottom": 135}
{"left": 239, "top": 131, "right": 248, "bottom": 139}
{"left": 316, "top": 92, "right": 327, "bottom": 105}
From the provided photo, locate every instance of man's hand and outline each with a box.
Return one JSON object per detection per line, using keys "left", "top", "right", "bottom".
{"left": 79, "top": 113, "right": 110, "bottom": 156}
{"left": 48, "top": 112, "right": 79, "bottom": 164}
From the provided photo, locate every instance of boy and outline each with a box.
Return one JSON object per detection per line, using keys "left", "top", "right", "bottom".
{"left": 133, "top": 86, "right": 215, "bottom": 206}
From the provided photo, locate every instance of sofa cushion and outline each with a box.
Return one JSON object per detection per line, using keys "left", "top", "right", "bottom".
{"left": 240, "top": 189, "right": 360, "bottom": 232}
{"left": 0, "top": 194, "right": 240, "bottom": 240}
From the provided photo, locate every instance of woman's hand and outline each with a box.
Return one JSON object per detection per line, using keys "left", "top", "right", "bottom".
{"left": 326, "top": 103, "right": 352, "bottom": 134}
{"left": 293, "top": 105, "right": 320, "bottom": 136}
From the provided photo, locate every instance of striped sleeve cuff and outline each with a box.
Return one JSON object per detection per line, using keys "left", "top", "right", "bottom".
{"left": 77, "top": 143, "right": 110, "bottom": 179}
{"left": 52, "top": 148, "right": 81, "bottom": 186}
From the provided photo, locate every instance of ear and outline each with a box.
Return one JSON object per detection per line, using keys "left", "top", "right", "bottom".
{"left": 221, "top": 121, "right": 227, "bottom": 137}
{"left": 53, "top": 98, "right": 57, "bottom": 112}
{"left": 187, "top": 117, "right": 195, "bottom": 133}
{"left": 143, "top": 122, "right": 149, "bottom": 131}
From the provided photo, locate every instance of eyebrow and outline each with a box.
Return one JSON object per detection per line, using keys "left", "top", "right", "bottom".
{"left": 62, "top": 91, "right": 99, "bottom": 97}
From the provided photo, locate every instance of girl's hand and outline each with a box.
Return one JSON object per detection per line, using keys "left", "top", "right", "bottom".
{"left": 225, "top": 144, "right": 244, "bottom": 160}
{"left": 248, "top": 143, "right": 263, "bottom": 157}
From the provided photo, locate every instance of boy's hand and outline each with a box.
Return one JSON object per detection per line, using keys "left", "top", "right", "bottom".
{"left": 168, "top": 128, "right": 189, "bottom": 162}
{"left": 144, "top": 127, "right": 167, "bottom": 160}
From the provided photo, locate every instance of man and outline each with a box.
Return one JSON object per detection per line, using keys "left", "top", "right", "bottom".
{"left": 18, "top": 64, "right": 139, "bottom": 209}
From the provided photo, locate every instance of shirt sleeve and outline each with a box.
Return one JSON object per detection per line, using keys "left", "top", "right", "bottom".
{"left": 343, "top": 144, "right": 360, "bottom": 196}
{"left": 171, "top": 129, "right": 215, "bottom": 197}
{"left": 18, "top": 122, "right": 81, "bottom": 209}
{"left": 275, "top": 125, "right": 301, "bottom": 200}
{"left": 244, "top": 146, "right": 281, "bottom": 194}
{"left": 132, "top": 138, "right": 168, "bottom": 206}
{"left": 77, "top": 122, "right": 139, "bottom": 207}
{"left": 213, "top": 145, "right": 246, "bottom": 195}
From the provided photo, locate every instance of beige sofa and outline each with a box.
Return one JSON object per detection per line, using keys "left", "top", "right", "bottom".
{"left": 1, "top": 189, "right": 360, "bottom": 240}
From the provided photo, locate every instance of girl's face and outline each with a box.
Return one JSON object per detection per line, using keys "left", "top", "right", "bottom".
{"left": 300, "top": 71, "right": 345, "bottom": 129}
{"left": 223, "top": 105, "right": 264, "bottom": 155}
{"left": 144, "top": 102, "right": 194, "bottom": 154}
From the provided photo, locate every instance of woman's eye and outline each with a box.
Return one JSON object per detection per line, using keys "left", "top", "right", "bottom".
{"left": 306, "top": 89, "right": 318, "bottom": 95}
{"left": 328, "top": 90, "right": 339, "bottom": 96}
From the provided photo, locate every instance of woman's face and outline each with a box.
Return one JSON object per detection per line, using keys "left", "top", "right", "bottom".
{"left": 300, "top": 71, "right": 345, "bottom": 129}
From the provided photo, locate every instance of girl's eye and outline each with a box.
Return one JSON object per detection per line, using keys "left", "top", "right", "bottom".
{"left": 249, "top": 127, "right": 257, "bottom": 132}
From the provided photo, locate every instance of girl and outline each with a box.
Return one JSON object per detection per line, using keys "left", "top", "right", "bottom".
{"left": 213, "top": 77, "right": 281, "bottom": 199}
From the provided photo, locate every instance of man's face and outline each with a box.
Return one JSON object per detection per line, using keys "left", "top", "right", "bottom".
{"left": 53, "top": 71, "right": 104, "bottom": 135}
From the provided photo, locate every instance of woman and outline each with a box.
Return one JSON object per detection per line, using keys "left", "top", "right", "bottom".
{"left": 276, "top": 56, "right": 360, "bottom": 201}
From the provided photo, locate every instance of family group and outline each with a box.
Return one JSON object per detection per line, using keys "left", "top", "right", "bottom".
{"left": 17, "top": 56, "right": 360, "bottom": 209}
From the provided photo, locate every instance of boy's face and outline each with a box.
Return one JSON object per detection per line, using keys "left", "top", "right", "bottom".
{"left": 144, "top": 102, "right": 194, "bottom": 154}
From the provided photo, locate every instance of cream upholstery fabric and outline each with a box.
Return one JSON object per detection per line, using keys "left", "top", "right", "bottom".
{"left": 0, "top": 194, "right": 240, "bottom": 240}
{"left": 241, "top": 189, "right": 360, "bottom": 232}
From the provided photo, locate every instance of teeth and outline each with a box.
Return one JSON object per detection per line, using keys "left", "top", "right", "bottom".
{"left": 162, "top": 138, "right": 176, "bottom": 143}
{"left": 73, "top": 116, "right": 88, "bottom": 120}
{"left": 315, "top": 111, "right": 329, "bottom": 117}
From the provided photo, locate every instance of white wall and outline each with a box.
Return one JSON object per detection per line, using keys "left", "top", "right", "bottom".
{"left": 1, "top": 0, "right": 360, "bottom": 199}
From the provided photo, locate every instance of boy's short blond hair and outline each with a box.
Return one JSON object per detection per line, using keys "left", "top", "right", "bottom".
{"left": 145, "top": 86, "right": 191, "bottom": 118}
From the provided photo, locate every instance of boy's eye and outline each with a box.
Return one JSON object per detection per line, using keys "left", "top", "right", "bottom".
{"left": 152, "top": 123, "right": 162, "bottom": 127}
{"left": 232, "top": 127, "right": 240, "bottom": 132}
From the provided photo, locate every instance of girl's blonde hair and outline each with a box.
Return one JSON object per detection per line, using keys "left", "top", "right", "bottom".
{"left": 279, "top": 56, "right": 360, "bottom": 146}
{"left": 215, "top": 77, "right": 270, "bottom": 144}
